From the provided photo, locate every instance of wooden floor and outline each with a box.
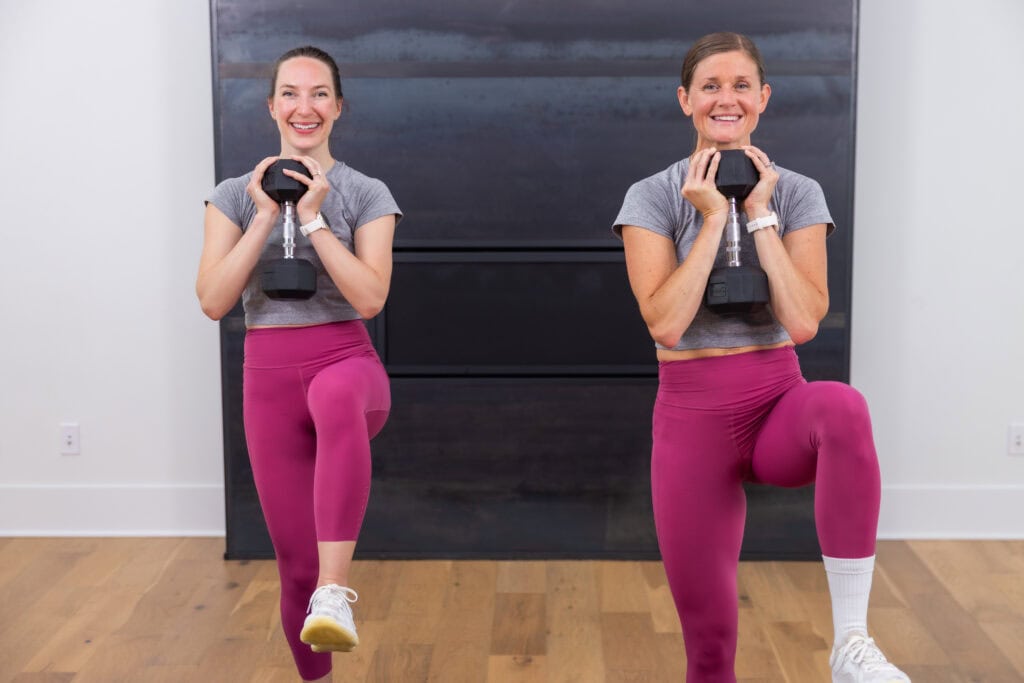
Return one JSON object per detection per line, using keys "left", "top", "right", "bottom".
{"left": 1, "top": 539, "right": 1021, "bottom": 682}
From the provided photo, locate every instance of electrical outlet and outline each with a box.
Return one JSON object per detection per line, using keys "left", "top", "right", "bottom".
{"left": 1010, "top": 422, "right": 1024, "bottom": 456}
{"left": 60, "top": 422, "right": 80, "bottom": 455}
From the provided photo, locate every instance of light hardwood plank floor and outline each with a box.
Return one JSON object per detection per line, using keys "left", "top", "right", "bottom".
{"left": 1, "top": 539, "right": 1021, "bottom": 682}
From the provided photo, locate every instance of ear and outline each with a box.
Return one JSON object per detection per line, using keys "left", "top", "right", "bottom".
{"left": 758, "top": 83, "right": 772, "bottom": 113}
{"left": 677, "top": 86, "right": 694, "bottom": 117}
{"left": 267, "top": 97, "right": 276, "bottom": 120}
{"left": 334, "top": 97, "right": 343, "bottom": 120}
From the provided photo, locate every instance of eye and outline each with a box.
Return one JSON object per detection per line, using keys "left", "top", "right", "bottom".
{"left": 315, "top": 91, "right": 330, "bottom": 98}
{"left": 736, "top": 82, "right": 751, "bottom": 91}
{"left": 280, "top": 90, "right": 295, "bottom": 98}
{"left": 702, "top": 83, "right": 719, "bottom": 92}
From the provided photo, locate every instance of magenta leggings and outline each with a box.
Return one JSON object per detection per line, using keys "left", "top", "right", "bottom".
{"left": 652, "top": 346, "right": 880, "bottom": 682}
{"left": 243, "top": 320, "right": 390, "bottom": 680}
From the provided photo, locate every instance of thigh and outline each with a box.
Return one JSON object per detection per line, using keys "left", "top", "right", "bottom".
{"left": 306, "top": 354, "right": 391, "bottom": 438}
{"left": 243, "top": 365, "right": 319, "bottom": 564}
{"left": 652, "top": 400, "right": 746, "bottom": 661}
{"left": 751, "top": 380, "right": 864, "bottom": 487}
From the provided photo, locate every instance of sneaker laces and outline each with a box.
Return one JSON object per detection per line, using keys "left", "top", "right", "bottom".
{"left": 835, "top": 634, "right": 899, "bottom": 673}
{"left": 306, "top": 584, "right": 358, "bottom": 614}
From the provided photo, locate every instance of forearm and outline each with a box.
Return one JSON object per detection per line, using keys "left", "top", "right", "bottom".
{"left": 307, "top": 230, "right": 390, "bottom": 319}
{"left": 196, "top": 216, "right": 274, "bottom": 320}
{"left": 639, "top": 220, "right": 725, "bottom": 347}
{"left": 753, "top": 228, "right": 828, "bottom": 343}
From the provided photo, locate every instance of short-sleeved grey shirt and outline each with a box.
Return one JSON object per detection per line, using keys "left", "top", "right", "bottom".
{"left": 613, "top": 158, "right": 833, "bottom": 351}
{"left": 206, "top": 162, "right": 402, "bottom": 328}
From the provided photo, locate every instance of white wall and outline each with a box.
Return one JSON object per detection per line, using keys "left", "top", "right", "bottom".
{"left": 0, "top": 0, "right": 1021, "bottom": 537}
{"left": 0, "top": 0, "right": 223, "bottom": 533}
{"left": 852, "top": 0, "right": 1024, "bottom": 537}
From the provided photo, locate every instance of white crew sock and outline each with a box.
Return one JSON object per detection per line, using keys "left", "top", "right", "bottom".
{"left": 823, "top": 554, "right": 875, "bottom": 647}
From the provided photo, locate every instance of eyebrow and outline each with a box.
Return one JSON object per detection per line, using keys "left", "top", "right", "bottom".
{"left": 277, "top": 83, "right": 331, "bottom": 91}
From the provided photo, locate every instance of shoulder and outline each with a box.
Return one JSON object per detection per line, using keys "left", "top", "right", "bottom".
{"left": 630, "top": 159, "right": 686, "bottom": 195}
{"left": 330, "top": 163, "right": 390, "bottom": 194}
{"left": 773, "top": 164, "right": 825, "bottom": 196}
{"left": 207, "top": 171, "right": 254, "bottom": 214}
{"left": 771, "top": 164, "right": 834, "bottom": 234}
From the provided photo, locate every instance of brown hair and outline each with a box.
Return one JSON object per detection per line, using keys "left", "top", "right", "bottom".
{"left": 268, "top": 46, "right": 343, "bottom": 100}
{"left": 680, "top": 32, "right": 766, "bottom": 90}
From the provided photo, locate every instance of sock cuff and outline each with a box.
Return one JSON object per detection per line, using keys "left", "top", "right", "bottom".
{"left": 822, "top": 554, "right": 876, "bottom": 575}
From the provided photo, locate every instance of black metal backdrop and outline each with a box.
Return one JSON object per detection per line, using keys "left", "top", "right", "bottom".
{"left": 211, "top": 0, "right": 858, "bottom": 560}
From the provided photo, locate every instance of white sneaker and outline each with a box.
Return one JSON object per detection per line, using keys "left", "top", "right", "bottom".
{"left": 300, "top": 584, "right": 359, "bottom": 652}
{"left": 830, "top": 633, "right": 910, "bottom": 682}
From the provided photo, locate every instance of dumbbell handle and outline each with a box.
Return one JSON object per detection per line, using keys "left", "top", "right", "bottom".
{"left": 282, "top": 201, "right": 297, "bottom": 259}
{"left": 725, "top": 196, "right": 742, "bottom": 267}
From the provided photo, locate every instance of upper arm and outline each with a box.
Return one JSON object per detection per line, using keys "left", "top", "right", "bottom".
{"left": 781, "top": 223, "right": 829, "bottom": 298}
{"left": 353, "top": 214, "right": 397, "bottom": 283}
{"left": 621, "top": 225, "right": 678, "bottom": 306}
{"left": 198, "top": 203, "right": 243, "bottom": 277}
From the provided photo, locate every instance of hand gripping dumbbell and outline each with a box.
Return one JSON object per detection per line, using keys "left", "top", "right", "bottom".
{"left": 260, "top": 159, "right": 317, "bottom": 300}
{"left": 704, "top": 149, "right": 771, "bottom": 314}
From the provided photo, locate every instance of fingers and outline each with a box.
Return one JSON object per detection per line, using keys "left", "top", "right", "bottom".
{"left": 687, "top": 147, "right": 718, "bottom": 182}
{"left": 742, "top": 145, "right": 775, "bottom": 172}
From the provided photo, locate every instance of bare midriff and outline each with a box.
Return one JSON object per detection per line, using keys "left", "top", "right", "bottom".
{"left": 655, "top": 340, "right": 793, "bottom": 362}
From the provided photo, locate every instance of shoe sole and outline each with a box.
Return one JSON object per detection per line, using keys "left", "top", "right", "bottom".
{"left": 300, "top": 616, "right": 359, "bottom": 653}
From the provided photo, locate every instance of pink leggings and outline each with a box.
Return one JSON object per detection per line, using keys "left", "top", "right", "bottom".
{"left": 652, "top": 346, "right": 880, "bottom": 682}
{"left": 243, "top": 320, "right": 390, "bottom": 681}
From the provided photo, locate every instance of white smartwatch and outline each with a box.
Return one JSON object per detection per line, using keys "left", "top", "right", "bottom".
{"left": 746, "top": 212, "right": 779, "bottom": 234}
{"left": 299, "top": 212, "right": 329, "bottom": 237}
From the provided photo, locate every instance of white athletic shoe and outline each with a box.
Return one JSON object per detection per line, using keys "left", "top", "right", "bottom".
{"left": 300, "top": 584, "right": 359, "bottom": 652}
{"left": 830, "top": 633, "right": 910, "bottom": 682}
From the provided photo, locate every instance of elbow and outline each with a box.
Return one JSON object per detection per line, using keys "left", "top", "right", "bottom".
{"left": 786, "top": 317, "right": 820, "bottom": 345}
{"left": 788, "top": 325, "right": 818, "bottom": 346}
{"left": 200, "top": 299, "right": 227, "bottom": 321}
{"left": 649, "top": 322, "right": 683, "bottom": 349}
{"left": 197, "top": 288, "right": 229, "bottom": 321}
{"left": 354, "top": 297, "right": 387, "bottom": 321}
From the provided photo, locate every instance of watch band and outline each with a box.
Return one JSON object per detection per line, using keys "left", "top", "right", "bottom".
{"left": 299, "top": 212, "right": 328, "bottom": 237}
{"left": 746, "top": 212, "right": 779, "bottom": 234}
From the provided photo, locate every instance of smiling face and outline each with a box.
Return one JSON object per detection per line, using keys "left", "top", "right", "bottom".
{"left": 268, "top": 56, "right": 343, "bottom": 156}
{"left": 678, "top": 50, "right": 770, "bottom": 151}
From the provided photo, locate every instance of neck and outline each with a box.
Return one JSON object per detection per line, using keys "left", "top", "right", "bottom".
{"left": 694, "top": 139, "right": 750, "bottom": 154}
{"left": 280, "top": 144, "right": 336, "bottom": 172}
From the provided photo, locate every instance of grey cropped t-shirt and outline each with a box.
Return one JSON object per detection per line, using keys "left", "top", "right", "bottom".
{"left": 613, "top": 158, "right": 834, "bottom": 351}
{"left": 206, "top": 162, "right": 402, "bottom": 328}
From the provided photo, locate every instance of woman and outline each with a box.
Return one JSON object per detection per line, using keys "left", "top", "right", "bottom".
{"left": 613, "top": 33, "right": 909, "bottom": 683}
{"left": 197, "top": 46, "right": 401, "bottom": 682}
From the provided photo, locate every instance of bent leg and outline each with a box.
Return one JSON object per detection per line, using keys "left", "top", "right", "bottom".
{"left": 306, "top": 354, "right": 391, "bottom": 586}
{"left": 751, "top": 381, "right": 880, "bottom": 558}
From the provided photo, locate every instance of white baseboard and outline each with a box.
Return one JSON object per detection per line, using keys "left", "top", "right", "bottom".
{"left": 878, "top": 485, "right": 1024, "bottom": 539}
{"left": 0, "top": 483, "right": 225, "bottom": 536}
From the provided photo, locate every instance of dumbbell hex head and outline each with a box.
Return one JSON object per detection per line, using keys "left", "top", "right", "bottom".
{"left": 261, "top": 258, "right": 317, "bottom": 300}
{"left": 705, "top": 264, "right": 770, "bottom": 314}
{"left": 714, "top": 149, "right": 759, "bottom": 200}
{"left": 262, "top": 159, "right": 311, "bottom": 204}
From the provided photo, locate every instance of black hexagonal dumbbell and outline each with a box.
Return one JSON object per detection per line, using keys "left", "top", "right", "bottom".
{"left": 705, "top": 149, "right": 770, "bottom": 315}
{"left": 260, "top": 160, "right": 317, "bottom": 301}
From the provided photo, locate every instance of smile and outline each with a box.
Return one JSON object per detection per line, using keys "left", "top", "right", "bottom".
{"left": 291, "top": 122, "right": 320, "bottom": 131}
{"left": 711, "top": 115, "right": 740, "bottom": 122}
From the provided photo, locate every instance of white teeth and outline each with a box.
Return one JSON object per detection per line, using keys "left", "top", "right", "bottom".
{"left": 293, "top": 123, "right": 318, "bottom": 130}
{"left": 713, "top": 116, "right": 740, "bottom": 122}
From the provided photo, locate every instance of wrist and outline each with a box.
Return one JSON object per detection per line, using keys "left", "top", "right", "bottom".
{"left": 746, "top": 211, "right": 780, "bottom": 235}
{"left": 744, "top": 203, "right": 772, "bottom": 219}
{"left": 299, "top": 211, "right": 331, "bottom": 237}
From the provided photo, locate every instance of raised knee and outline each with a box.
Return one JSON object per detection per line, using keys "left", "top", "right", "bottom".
{"left": 810, "top": 382, "right": 870, "bottom": 429}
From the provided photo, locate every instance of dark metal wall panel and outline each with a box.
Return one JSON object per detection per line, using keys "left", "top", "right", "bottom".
{"left": 213, "top": 0, "right": 858, "bottom": 560}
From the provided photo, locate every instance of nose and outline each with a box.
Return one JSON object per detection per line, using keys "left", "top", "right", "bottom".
{"left": 296, "top": 95, "right": 315, "bottom": 114}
